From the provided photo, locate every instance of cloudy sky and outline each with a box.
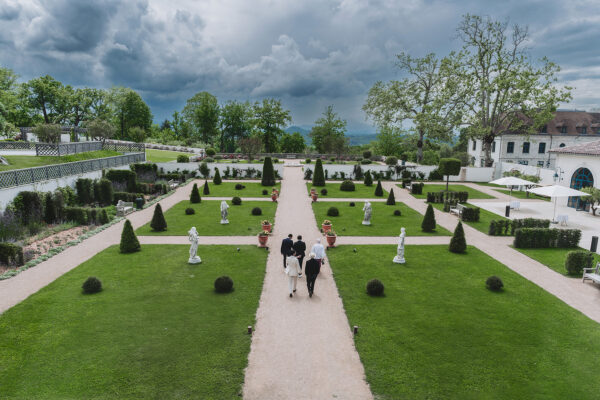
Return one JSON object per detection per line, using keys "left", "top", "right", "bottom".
{"left": 0, "top": 0, "right": 599, "bottom": 132}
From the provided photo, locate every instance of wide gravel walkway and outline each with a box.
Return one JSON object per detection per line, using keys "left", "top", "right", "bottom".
{"left": 243, "top": 164, "right": 373, "bottom": 400}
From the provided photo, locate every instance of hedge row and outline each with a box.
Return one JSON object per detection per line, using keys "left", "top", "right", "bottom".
{"left": 64, "top": 207, "right": 110, "bottom": 226}
{"left": 513, "top": 228, "right": 581, "bottom": 248}
{"left": 426, "top": 191, "right": 469, "bottom": 204}
{"left": 461, "top": 206, "right": 480, "bottom": 222}
{"left": 410, "top": 182, "right": 424, "bottom": 195}
{"left": 114, "top": 192, "right": 146, "bottom": 205}
{"left": 0, "top": 243, "right": 24, "bottom": 267}
{"left": 488, "top": 218, "right": 551, "bottom": 236}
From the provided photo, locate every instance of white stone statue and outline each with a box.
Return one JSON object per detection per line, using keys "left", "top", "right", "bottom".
{"left": 362, "top": 201, "right": 372, "bottom": 225}
{"left": 188, "top": 226, "right": 202, "bottom": 264}
{"left": 220, "top": 201, "right": 229, "bottom": 224}
{"left": 393, "top": 227, "right": 406, "bottom": 264}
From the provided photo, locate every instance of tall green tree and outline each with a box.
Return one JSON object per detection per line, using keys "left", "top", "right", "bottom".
{"left": 373, "top": 125, "right": 404, "bottom": 157}
{"left": 68, "top": 87, "right": 108, "bottom": 127}
{"left": 280, "top": 132, "right": 305, "bottom": 153}
{"left": 220, "top": 100, "right": 253, "bottom": 152}
{"left": 108, "top": 87, "right": 153, "bottom": 140}
{"left": 310, "top": 105, "right": 347, "bottom": 154}
{"left": 0, "top": 67, "right": 28, "bottom": 131}
{"left": 23, "top": 75, "right": 70, "bottom": 124}
{"left": 456, "top": 14, "right": 572, "bottom": 166}
{"left": 183, "top": 91, "right": 220, "bottom": 145}
{"left": 363, "top": 52, "right": 464, "bottom": 163}
{"left": 85, "top": 119, "right": 115, "bottom": 144}
{"left": 253, "top": 98, "right": 291, "bottom": 153}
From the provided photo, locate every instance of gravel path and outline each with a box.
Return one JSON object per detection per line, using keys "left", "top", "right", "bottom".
{"left": 243, "top": 164, "right": 373, "bottom": 400}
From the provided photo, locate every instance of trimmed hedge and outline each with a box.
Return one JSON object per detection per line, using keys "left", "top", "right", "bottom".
{"left": 312, "top": 159, "right": 325, "bottom": 186}
{"left": 565, "top": 250, "right": 594, "bottom": 275}
{"left": 340, "top": 180, "right": 356, "bottom": 192}
{"left": 410, "top": 182, "right": 424, "bottom": 195}
{"left": 461, "top": 206, "right": 480, "bottom": 222}
{"left": 363, "top": 170, "right": 373, "bottom": 186}
{"left": 150, "top": 204, "right": 167, "bottom": 232}
{"left": 76, "top": 178, "right": 94, "bottom": 205}
{"left": 105, "top": 169, "right": 137, "bottom": 192}
{"left": 190, "top": 183, "right": 201, "bottom": 203}
{"left": 64, "top": 207, "right": 89, "bottom": 225}
{"left": 449, "top": 221, "right": 467, "bottom": 253}
{"left": 426, "top": 191, "right": 469, "bottom": 204}
{"left": 13, "top": 191, "right": 43, "bottom": 226}
{"left": 421, "top": 204, "right": 436, "bottom": 232}
{"left": 177, "top": 154, "right": 190, "bottom": 163}
{"left": 203, "top": 180, "right": 210, "bottom": 195}
{"left": 0, "top": 243, "right": 24, "bottom": 267}
{"left": 488, "top": 218, "right": 551, "bottom": 236}
{"left": 374, "top": 180, "right": 383, "bottom": 197}
{"left": 95, "top": 179, "right": 114, "bottom": 206}
{"left": 213, "top": 168, "right": 222, "bottom": 185}
{"left": 261, "top": 157, "right": 276, "bottom": 186}
{"left": 513, "top": 228, "right": 581, "bottom": 249}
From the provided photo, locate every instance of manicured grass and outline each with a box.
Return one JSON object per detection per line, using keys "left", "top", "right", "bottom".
{"left": 0, "top": 150, "right": 122, "bottom": 171}
{"left": 145, "top": 148, "right": 194, "bottom": 162}
{"left": 0, "top": 244, "right": 267, "bottom": 399}
{"left": 431, "top": 202, "right": 509, "bottom": 235}
{"left": 312, "top": 201, "right": 451, "bottom": 236}
{"left": 201, "top": 181, "right": 281, "bottom": 197}
{"left": 306, "top": 182, "right": 388, "bottom": 198}
{"left": 493, "top": 188, "right": 551, "bottom": 201}
{"left": 516, "top": 247, "right": 600, "bottom": 277}
{"left": 407, "top": 183, "right": 496, "bottom": 199}
{"left": 329, "top": 245, "right": 600, "bottom": 400}
{"left": 136, "top": 200, "right": 277, "bottom": 236}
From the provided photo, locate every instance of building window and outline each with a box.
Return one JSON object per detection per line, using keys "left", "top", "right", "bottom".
{"left": 518, "top": 160, "right": 529, "bottom": 165}
{"left": 522, "top": 142, "right": 530, "bottom": 153}
{"left": 560, "top": 126, "right": 567, "bottom": 134}
{"left": 541, "top": 125, "right": 547, "bottom": 133}
{"left": 472, "top": 140, "right": 476, "bottom": 151}
{"left": 581, "top": 127, "right": 587, "bottom": 134}
{"left": 507, "top": 142, "right": 514, "bottom": 153}
{"left": 537, "top": 161, "right": 544, "bottom": 167}
{"left": 492, "top": 141, "right": 496, "bottom": 153}
{"left": 538, "top": 143, "right": 546, "bottom": 153}
{"left": 559, "top": 143, "right": 565, "bottom": 147}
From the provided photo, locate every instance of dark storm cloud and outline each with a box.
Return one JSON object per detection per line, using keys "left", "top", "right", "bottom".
{"left": 0, "top": 0, "right": 598, "bottom": 131}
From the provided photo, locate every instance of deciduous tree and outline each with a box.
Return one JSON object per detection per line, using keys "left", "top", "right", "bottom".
{"left": 253, "top": 98, "right": 291, "bottom": 153}
{"left": 183, "top": 91, "right": 220, "bottom": 145}
{"left": 310, "top": 105, "right": 347, "bottom": 154}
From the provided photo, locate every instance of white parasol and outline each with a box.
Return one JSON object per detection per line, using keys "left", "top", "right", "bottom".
{"left": 527, "top": 185, "right": 590, "bottom": 222}
{"left": 489, "top": 176, "right": 539, "bottom": 204}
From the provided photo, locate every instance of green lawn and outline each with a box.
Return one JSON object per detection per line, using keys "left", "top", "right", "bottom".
{"left": 306, "top": 182, "right": 388, "bottom": 198}
{"left": 136, "top": 200, "right": 277, "bottom": 236}
{"left": 201, "top": 181, "right": 281, "bottom": 197}
{"left": 432, "top": 202, "right": 509, "bottom": 235}
{"left": 329, "top": 245, "right": 600, "bottom": 400}
{"left": 493, "top": 188, "right": 551, "bottom": 201}
{"left": 312, "top": 201, "right": 451, "bottom": 236}
{"left": 144, "top": 148, "right": 195, "bottom": 162}
{"left": 515, "top": 247, "right": 600, "bottom": 276}
{"left": 0, "top": 245, "right": 267, "bottom": 399}
{"left": 407, "top": 183, "right": 496, "bottom": 200}
{"left": 0, "top": 150, "right": 122, "bottom": 171}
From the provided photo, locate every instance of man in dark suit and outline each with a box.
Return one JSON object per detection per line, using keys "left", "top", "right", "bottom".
{"left": 280, "top": 234, "right": 294, "bottom": 269}
{"left": 293, "top": 235, "right": 306, "bottom": 278}
{"left": 304, "top": 252, "right": 321, "bottom": 297}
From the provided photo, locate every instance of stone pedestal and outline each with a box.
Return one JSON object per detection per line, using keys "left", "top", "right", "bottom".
{"left": 393, "top": 255, "right": 405, "bottom": 264}
{"left": 362, "top": 221, "right": 371, "bottom": 225}
{"left": 188, "top": 256, "right": 202, "bottom": 264}
{"left": 220, "top": 219, "right": 229, "bottom": 224}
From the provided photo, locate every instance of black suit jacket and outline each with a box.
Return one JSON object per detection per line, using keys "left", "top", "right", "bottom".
{"left": 281, "top": 237, "right": 294, "bottom": 255}
{"left": 305, "top": 258, "right": 321, "bottom": 276}
{"left": 293, "top": 240, "right": 306, "bottom": 257}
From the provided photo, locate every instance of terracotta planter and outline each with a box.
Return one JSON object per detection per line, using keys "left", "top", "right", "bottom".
{"left": 326, "top": 235, "right": 337, "bottom": 247}
{"left": 262, "top": 223, "right": 272, "bottom": 233}
{"left": 322, "top": 224, "right": 332, "bottom": 233}
{"left": 312, "top": 194, "right": 318, "bottom": 202}
{"left": 271, "top": 194, "right": 278, "bottom": 202}
{"left": 310, "top": 188, "right": 316, "bottom": 195}
{"left": 258, "top": 235, "right": 268, "bottom": 247}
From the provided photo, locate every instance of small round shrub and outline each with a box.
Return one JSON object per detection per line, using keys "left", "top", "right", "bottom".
{"left": 262, "top": 189, "right": 268, "bottom": 195}
{"left": 82, "top": 277, "right": 102, "bottom": 294}
{"left": 273, "top": 158, "right": 279, "bottom": 163}
{"left": 177, "top": 154, "right": 190, "bottom": 163}
{"left": 232, "top": 196, "right": 242, "bottom": 205}
{"left": 252, "top": 207, "right": 262, "bottom": 216}
{"left": 360, "top": 159, "right": 372, "bottom": 165}
{"left": 235, "top": 183, "right": 244, "bottom": 190}
{"left": 349, "top": 202, "right": 355, "bottom": 207}
{"left": 205, "top": 148, "right": 216, "bottom": 157}
{"left": 185, "top": 207, "right": 195, "bottom": 215}
{"left": 486, "top": 276, "right": 504, "bottom": 292}
{"left": 385, "top": 156, "right": 398, "bottom": 166}
{"left": 320, "top": 188, "right": 328, "bottom": 195}
{"left": 327, "top": 207, "right": 339, "bottom": 217}
{"left": 366, "top": 279, "right": 384, "bottom": 296}
{"left": 214, "top": 276, "right": 234, "bottom": 293}
{"left": 340, "top": 180, "right": 356, "bottom": 192}
{"left": 305, "top": 158, "right": 312, "bottom": 164}
{"left": 330, "top": 157, "right": 336, "bottom": 162}
{"left": 393, "top": 209, "right": 401, "bottom": 216}
{"left": 204, "top": 157, "right": 215, "bottom": 163}
{"left": 363, "top": 150, "right": 372, "bottom": 159}
{"left": 565, "top": 250, "right": 593, "bottom": 275}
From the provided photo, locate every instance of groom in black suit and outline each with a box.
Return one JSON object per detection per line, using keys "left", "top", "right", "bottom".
{"left": 281, "top": 234, "right": 294, "bottom": 269}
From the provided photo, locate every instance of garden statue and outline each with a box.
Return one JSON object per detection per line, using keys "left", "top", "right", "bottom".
{"left": 188, "top": 227, "right": 201, "bottom": 264}
{"left": 362, "top": 201, "right": 372, "bottom": 225}
{"left": 220, "top": 201, "right": 229, "bottom": 224}
{"left": 393, "top": 227, "right": 406, "bottom": 264}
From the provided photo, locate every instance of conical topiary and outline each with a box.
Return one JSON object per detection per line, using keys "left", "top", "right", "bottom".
{"left": 364, "top": 170, "right": 373, "bottom": 186}
{"left": 449, "top": 221, "right": 467, "bottom": 253}
{"left": 213, "top": 168, "right": 222, "bottom": 185}
{"left": 190, "top": 183, "right": 201, "bottom": 203}
{"left": 312, "top": 158, "right": 325, "bottom": 186}
{"left": 374, "top": 180, "right": 383, "bottom": 196}
{"left": 386, "top": 188, "right": 396, "bottom": 205}
{"left": 203, "top": 180, "right": 210, "bottom": 195}
{"left": 120, "top": 219, "right": 140, "bottom": 253}
{"left": 421, "top": 203, "right": 436, "bottom": 232}
{"left": 261, "top": 157, "right": 275, "bottom": 186}
{"left": 150, "top": 203, "right": 167, "bottom": 232}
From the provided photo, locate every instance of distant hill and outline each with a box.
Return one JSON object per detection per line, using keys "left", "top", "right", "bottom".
{"left": 284, "top": 126, "right": 376, "bottom": 146}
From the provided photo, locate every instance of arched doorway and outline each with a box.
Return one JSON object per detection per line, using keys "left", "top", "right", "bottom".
{"left": 568, "top": 168, "right": 594, "bottom": 209}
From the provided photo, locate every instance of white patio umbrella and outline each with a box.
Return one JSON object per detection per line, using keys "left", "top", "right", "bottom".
{"left": 527, "top": 185, "right": 590, "bottom": 222}
{"left": 489, "top": 176, "right": 539, "bottom": 204}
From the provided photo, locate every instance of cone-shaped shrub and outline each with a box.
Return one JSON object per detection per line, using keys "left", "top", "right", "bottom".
{"left": 98, "top": 209, "right": 109, "bottom": 225}
{"left": 374, "top": 180, "right": 383, "bottom": 196}
{"left": 386, "top": 188, "right": 396, "bottom": 205}
{"left": 203, "top": 180, "right": 210, "bottom": 195}
{"left": 261, "top": 157, "right": 275, "bottom": 186}
{"left": 421, "top": 203, "right": 436, "bottom": 232}
{"left": 364, "top": 170, "right": 373, "bottom": 186}
{"left": 190, "top": 183, "right": 201, "bottom": 203}
{"left": 44, "top": 192, "right": 56, "bottom": 224}
{"left": 150, "top": 203, "right": 167, "bottom": 232}
{"left": 449, "top": 221, "right": 467, "bottom": 253}
{"left": 120, "top": 219, "right": 140, "bottom": 253}
{"left": 213, "top": 168, "right": 222, "bottom": 185}
{"left": 312, "top": 159, "right": 325, "bottom": 186}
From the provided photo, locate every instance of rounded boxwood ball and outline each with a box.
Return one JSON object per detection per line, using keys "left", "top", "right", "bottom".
{"left": 327, "top": 207, "right": 339, "bottom": 217}
{"left": 232, "top": 196, "right": 242, "bottom": 205}
{"left": 393, "top": 209, "right": 401, "bottom": 216}
{"left": 185, "top": 207, "right": 195, "bottom": 215}
{"left": 262, "top": 189, "right": 268, "bottom": 195}
{"left": 349, "top": 202, "right": 355, "bottom": 207}
{"left": 486, "top": 276, "right": 504, "bottom": 291}
{"left": 214, "top": 276, "right": 234, "bottom": 293}
{"left": 321, "top": 188, "right": 328, "bottom": 195}
{"left": 235, "top": 183, "right": 244, "bottom": 190}
{"left": 366, "top": 279, "right": 384, "bottom": 296}
{"left": 252, "top": 207, "right": 262, "bottom": 216}
{"left": 82, "top": 277, "right": 102, "bottom": 294}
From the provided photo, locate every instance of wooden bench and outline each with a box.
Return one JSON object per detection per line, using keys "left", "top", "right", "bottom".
{"left": 116, "top": 200, "right": 135, "bottom": 217}
{"left": 449, "top": 203, "right": 466, "bottom": 217}
{"left": 167, "top": 179, "right": 178, "bottom": 190}
{"left": 583, "top": 262, "right": 600, "bottom": 285}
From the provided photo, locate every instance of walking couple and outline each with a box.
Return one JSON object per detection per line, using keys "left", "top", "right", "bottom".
{"left": 281, "top": 234, "right": 326, "bottom": 298}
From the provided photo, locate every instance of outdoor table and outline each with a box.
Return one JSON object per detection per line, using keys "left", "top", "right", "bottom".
{"left": 510, "top": 200, "right": 521, "bottom": 210}
{"left": 556, "top": 214, "right": 568, "bottom": 226}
